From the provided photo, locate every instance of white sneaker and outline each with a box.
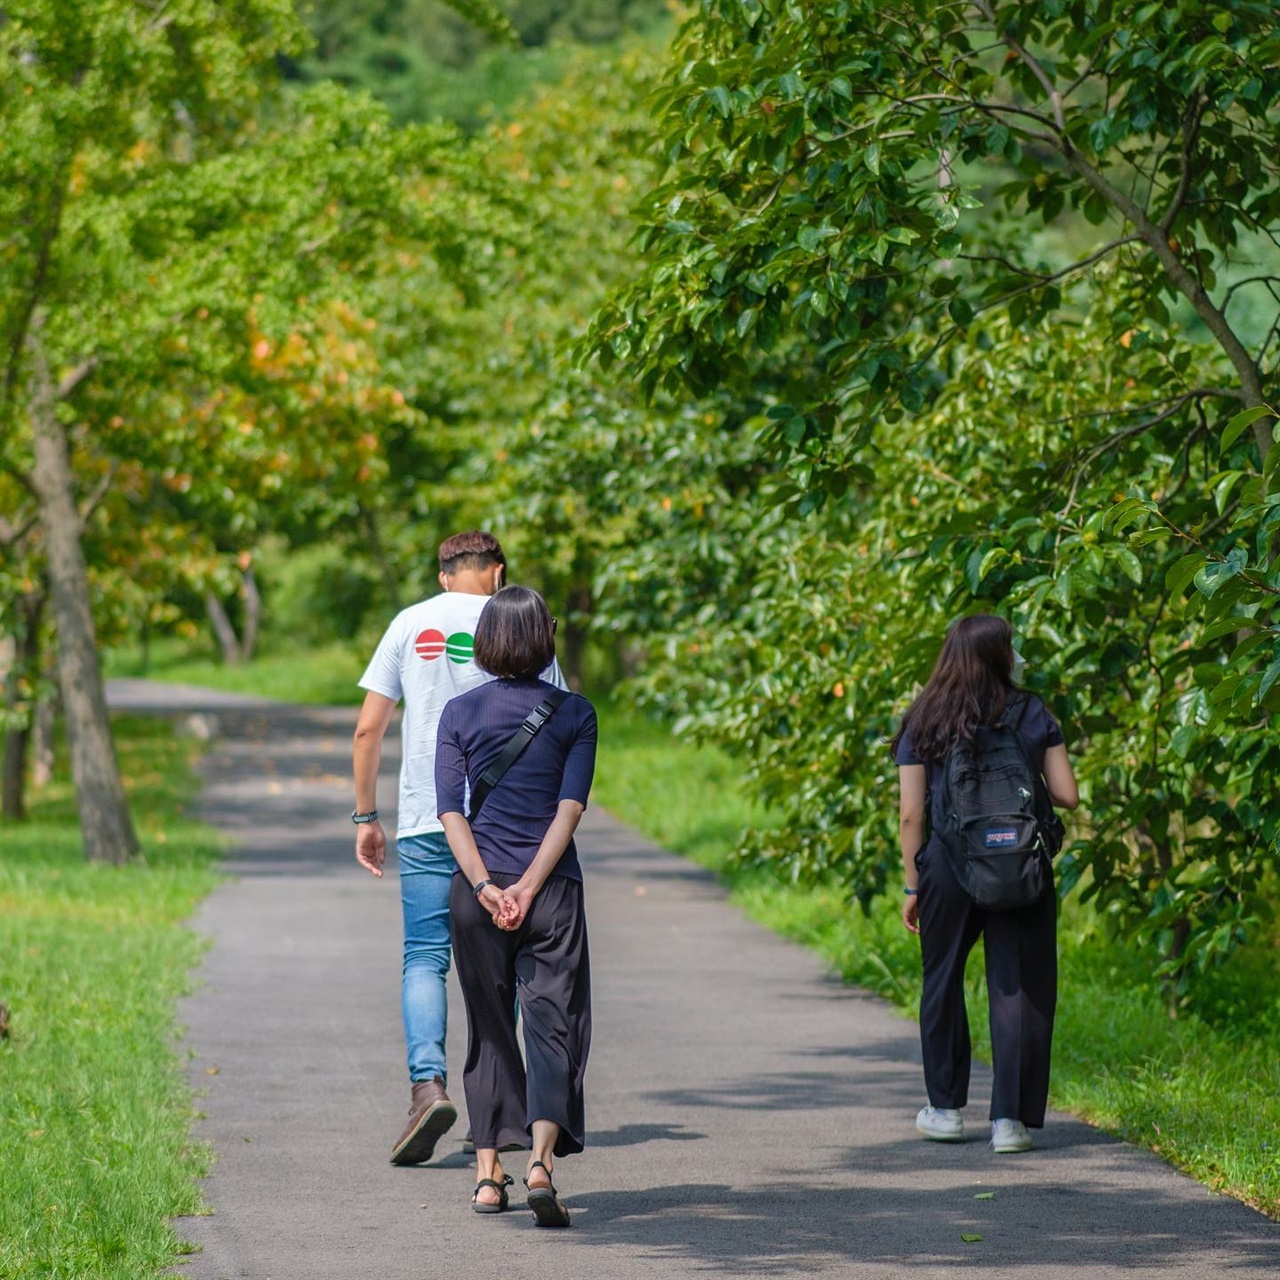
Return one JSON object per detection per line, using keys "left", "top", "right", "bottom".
{"left": 916, "top": 1106, "right": 964, "bottom": 1142}
{"left": 990, "top": 1118, "right": 1032, "bottom": 1153}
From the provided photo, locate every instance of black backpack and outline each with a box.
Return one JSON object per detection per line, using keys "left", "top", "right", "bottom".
{"left": 932, "top": 695, "right": 1064, "bottom": 912}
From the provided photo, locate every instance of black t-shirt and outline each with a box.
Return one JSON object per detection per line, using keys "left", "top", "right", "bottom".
{"left": 893, "top": 692, "right": 1064, "bottom": 815}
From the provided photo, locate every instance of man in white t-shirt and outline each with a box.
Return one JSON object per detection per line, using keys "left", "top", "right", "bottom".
{"left": 351, "top": 531, "right": 566, "bottom": 1165}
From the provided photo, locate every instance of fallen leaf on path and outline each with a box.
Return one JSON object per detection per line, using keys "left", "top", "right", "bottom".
{"left": 206, "top": 1066, "right": 220, "bottom": 1075}
{"left": 961, "top": 1233, "right": 983, "bottom": 1242}
{"left": 974, "top": 1192, "right": 995, "bottom": 1200}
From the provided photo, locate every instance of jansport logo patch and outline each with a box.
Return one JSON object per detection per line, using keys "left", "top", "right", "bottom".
{"left": 415, "top": 630, "right": 475, "bottom": 664}
{"left": 983, "top": 826, "right": 1020, "bottom": 848}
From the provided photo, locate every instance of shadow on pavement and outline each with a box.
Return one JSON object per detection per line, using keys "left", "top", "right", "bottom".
{"left": 560, "top": 1177, "right": 1280, "bottom": 1273}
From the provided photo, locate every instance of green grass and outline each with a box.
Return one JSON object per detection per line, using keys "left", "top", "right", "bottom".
{"left": 0, "top": 718, "right": 223, "bottom": 1279}
{"left": 106, "top": 637, "right": 366, "bottom": 706}
{"left": 593, "top": 699, "right": 1280, "bottom": 1220}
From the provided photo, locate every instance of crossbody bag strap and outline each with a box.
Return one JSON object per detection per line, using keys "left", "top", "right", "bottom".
{"left": 466, "top": 688, "right": 570, "bottom": 822}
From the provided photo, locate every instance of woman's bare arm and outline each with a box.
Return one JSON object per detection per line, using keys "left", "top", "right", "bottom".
{"left": 1042, "top": 744, "right": 1079, "bottom": 810}
{"left": 898, "top": 764, "right": 927, "bottom": 934}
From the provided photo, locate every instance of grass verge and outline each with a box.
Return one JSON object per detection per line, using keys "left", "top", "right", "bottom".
{"left": 593, "top": 699, "right": 1280, "bottom": 1220}
{"left": 0, "top": 716, "right": 222, "bottom": 1279}
{"left": 106, "top": 638, "right": 366, "bottom": 706}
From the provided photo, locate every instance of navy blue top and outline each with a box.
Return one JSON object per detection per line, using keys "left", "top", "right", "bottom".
{"left": 435, "top": 678, "right": 597, "bottom": 882}
{"left": 893, "top": 691, "right": 1064, "bottom": 816}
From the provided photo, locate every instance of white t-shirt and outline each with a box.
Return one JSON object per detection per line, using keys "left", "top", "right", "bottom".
{"left": 359, "top": 591, "right": 565, "bottom": 838}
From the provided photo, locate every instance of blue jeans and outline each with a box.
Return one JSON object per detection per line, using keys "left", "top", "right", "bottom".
{"left": 398, "top": 832, "right": 457, "bottom": 1083}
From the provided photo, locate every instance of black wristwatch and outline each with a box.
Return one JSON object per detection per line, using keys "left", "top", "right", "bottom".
{"left": 351, "top": 809, "right": 380, "bottom": 825}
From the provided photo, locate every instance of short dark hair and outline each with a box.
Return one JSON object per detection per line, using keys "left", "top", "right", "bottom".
{"left": 473, "top": 586, "right": 556, "bottom": 680}
{"left": 438, "top": 530, "right": 505, "bottom": 576}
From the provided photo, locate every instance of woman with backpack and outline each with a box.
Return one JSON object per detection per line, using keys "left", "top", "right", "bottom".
{"left": 891, "top": 614, "right": 1078, "bottom": 1153}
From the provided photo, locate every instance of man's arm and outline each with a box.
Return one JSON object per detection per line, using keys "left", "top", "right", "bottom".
{"left": 352, "top": 690, "right": 398, "bottom": 877}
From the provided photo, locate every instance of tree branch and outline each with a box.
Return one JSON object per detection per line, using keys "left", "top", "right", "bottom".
{"left": 1160, "top": 95, "right": 1206, "bottom": 233}
{"left": 1039, "top": 388, "right": 1241, "bottom": 429}
{"left": 1059, "top": 390, "right": 1226, "bottom": 517}
{"left": 2, "top": 155, "right": 72, "bottom": 419}
{"left": 0, "top": 511, "right": 40, "bottom": 549}
{"left": 962, "top": 235, "right": 1141, "bottom": 288}
{"left": 56, "top": 357, "right": 100, "bottom": 402}
{"left": 77, "top": 462, "right": 118, "bottom": 530}
{"left": 2, "top": 464, "right": 38, "bottom": 501}
{"left": 1057, "top": 142, "right": 1271, "bottom": 455}
{"left": 973, "top": 0, "right": 1066, "bottom": 130}
{"left": 1224, "top": 275, "right": 1280, "bottom": 306}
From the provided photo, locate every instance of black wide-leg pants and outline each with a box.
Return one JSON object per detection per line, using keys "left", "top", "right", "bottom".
{"left": 915, "top": 837, "right": 1057, "bottom": 1127}
{"left": 450, "top": 872, "right": 591, "bottom": 1158}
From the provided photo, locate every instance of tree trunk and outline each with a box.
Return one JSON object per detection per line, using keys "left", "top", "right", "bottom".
{"left": 240, "top": 567, "right": 261, "bottom": 662}
{"left": 2, "top": 717, "right": 31, "bottom": 821}
{"left": 205, "top": 592, "right": 243, "bottom": 664}
{"left": 1, "top": 591, "right": 44, "bottom": 821}
{"left": 28, "top": 357, "right": 138, "bottom": 864}
{"left": 32, "top": 685, "right": 55, "bottom": 789}
{"left": 561, "top": 583, "right": 593, "bottom": 692}
{"left": 1, "top": 640, "right": 28, "bottom": 822}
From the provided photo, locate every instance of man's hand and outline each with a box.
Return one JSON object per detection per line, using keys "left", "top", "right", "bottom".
{"left": 902, "top": 892, "right": 920, "bottom": 935}
{"left": 355, "top": 821, "right": 386, "bottom": 878}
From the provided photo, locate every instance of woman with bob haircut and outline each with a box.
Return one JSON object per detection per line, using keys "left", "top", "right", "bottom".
{"left": 435, "top": 585, "right": 597, "bottom": 1227}
{"left": 891, "top": 614, "right": 1078, "bottom": 1155}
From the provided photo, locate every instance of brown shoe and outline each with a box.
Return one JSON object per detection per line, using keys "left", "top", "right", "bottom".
{"left": 390, "top": 1077, "right": 458, "bottom": 1166}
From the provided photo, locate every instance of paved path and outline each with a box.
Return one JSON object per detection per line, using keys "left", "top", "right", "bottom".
{"left": 108, "top": 682, "right": 1280, "bottom": 1279}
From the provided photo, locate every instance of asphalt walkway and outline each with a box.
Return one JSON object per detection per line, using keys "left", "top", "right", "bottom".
{"left": 106, "top": 680, "right": 1280, "bottom": 1279}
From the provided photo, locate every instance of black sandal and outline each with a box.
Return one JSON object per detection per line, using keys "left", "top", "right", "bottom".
{"left": 471, "top": 1174, "right": 513, "bottom": 1214}
{"left": 523, "top": 1160, "right": 571, "bottom": 1228}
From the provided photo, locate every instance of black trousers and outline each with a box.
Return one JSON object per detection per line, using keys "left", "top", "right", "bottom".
{"left": 450, "top": 872, "right": 591, "bottom": 1158}
{"left": 915, "top": 836, "right": 1057, "bottom": 1127}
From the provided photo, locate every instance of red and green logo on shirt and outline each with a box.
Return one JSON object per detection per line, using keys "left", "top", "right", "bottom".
{"left": 415, "top": 629, "right": 475, "bottom": 664}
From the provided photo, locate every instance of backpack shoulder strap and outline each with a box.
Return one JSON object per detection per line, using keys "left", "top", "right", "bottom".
{"left": 1002, "top": 691, "right": 1031, "bottom": 731}
{"left": 466, "top": 688, "right": 570, "bottom": 822}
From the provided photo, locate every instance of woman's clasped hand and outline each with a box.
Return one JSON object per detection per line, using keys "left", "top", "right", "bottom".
{"left": 477, "top": 883, "right": 522, "bottom": 931}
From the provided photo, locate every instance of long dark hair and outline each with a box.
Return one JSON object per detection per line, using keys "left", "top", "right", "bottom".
{"left": 891, "top": 614, "right": 1016, "bottom": 762}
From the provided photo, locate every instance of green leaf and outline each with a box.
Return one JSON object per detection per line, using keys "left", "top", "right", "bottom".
{"left": 973, "top": 1192, "right": 996, "bottom": 1200}
{"left": 1221, "top": 405, "right": 1273, "bottom": 451}
{"left": 1259, "top": 657, "right": 1280, "bottom": 703}
{"left": 708, "top": 85, "right": 733, "bottom": 119}
{"left": 864, "top": 142, "right": 881, "bottom": 175}
{"left": 1106, "top": 497, "right": 1154, "bottom": 533}
{"left": 961, "top": 1233, "right": 983, "bottom": 1243}
{"left": 977, "top": 546, "right": 1009, "bottom": 581}
{"left": 949, "top": 297, "right": 975, "bottom": 327}
{"left": 1114, "top": 547, "right": 1143, "bottom": 585}
{"left": 1166, "top": 553, "right": 1206, "bottom": 598}
{"left": 1200, "top": 616, "right": 1259, "bottom": 643}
